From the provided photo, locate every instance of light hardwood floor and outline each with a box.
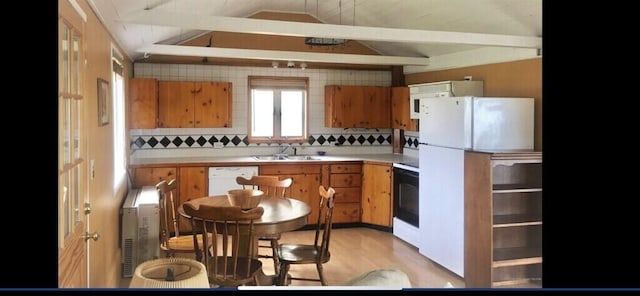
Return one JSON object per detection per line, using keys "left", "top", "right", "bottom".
{"left": 120, "top": 227, "right": 464, "bottom": 288}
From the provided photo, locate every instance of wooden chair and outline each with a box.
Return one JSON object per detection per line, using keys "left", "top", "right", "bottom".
{"left": 183, "top": 203, "right": 265, "bottom": 287}
{"left": 156, "top": 179, "right": 208, "bottom": 260}
{"left": 236, "top": 175, "right": 293, "bottom": 276}
{"left": 276, "top": 185, "right": 336, "bottom": 286}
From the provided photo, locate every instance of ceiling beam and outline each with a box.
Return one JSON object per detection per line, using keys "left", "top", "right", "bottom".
{"left": 138, "top": 44, "right": 430, "bottom": 66}
{"left": 121, "top": 10, "right": 541, "bottom": 49}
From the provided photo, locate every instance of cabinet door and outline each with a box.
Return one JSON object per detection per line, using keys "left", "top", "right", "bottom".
{"left": 129, "top": 78, "right": 158, "bottom": 129}
{"left": 178, "top": 167, "right": 207, "bottom": 232}
{"left": 325, "top": 85, "right": 364, "bottom": 128}
{"left": 158, "top": 81, "right": 194, "bottom": 127}
{"left": 361, "top": 164, "right": 392, "bottom": 226}
{"left": 391, "top": 86, "right": 418, "bottom": 131}
{"left": 287, "top": 174, "right": 321, "bottom": 226}
{"left": 260, "top": 164, "right": 322, "bottom": 226}
{"left": 364, "top": 86, "right": 391, "bottom": 128}
{"left": 194, "top": 82, "right": 232, "bottom": 128}
{"left": 132, "top": 167, "right": 177, "bottom": 187}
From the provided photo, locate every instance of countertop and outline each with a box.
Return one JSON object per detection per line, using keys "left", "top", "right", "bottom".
{"left": 129, "top": 153, "right": 418, "bottom": 167}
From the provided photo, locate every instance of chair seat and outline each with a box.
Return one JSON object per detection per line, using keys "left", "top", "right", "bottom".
{"left": 208, "top": 256, "right": 263, "bottom": 287}
{"left": 163, "top": 233, "right": 210, "bottom": 252}
{"left": 278, "top": 243, "right": 330, "bottom": 264}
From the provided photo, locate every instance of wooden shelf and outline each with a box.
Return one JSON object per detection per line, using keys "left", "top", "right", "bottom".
{"left": 464, "top": 151, "right": 542, "bottom": 288}
{"left": 493, "top": 247, "right": 542, "bottom": 267}
{"left": 493, "top": 184, "right": 542, "bottom": 193}
{"left": 493, "top": 214, "right": 542, "bottom": 227}
{"left": 492, "top": 278, "right": 542, "bottom": 288}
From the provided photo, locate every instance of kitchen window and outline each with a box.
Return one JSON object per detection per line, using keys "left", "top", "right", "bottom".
{"left": 247, "top": 76, "right": 308, "bottom": 144}
{"left": 112, "top": 46, "right": 126, "bottom": 189}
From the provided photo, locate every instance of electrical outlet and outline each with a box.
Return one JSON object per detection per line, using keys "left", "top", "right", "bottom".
{"left": 213, "top": 142, "right": 224, "bottom": 149}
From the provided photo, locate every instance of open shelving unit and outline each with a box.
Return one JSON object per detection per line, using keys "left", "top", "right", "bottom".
{"left": 464, "top": 151, "right": 542, "bottom": 288}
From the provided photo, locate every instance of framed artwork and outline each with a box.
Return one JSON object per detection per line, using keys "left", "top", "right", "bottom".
{"left": 97, "top": 78, "right": 110, "bottom": 126}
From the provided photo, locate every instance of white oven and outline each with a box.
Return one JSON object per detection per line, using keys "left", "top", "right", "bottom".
{"left": 392, "top": 162, "right": 420, "bottom": 247}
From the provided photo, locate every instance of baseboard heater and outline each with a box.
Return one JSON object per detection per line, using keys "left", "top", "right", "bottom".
{"left": 120, "top": 186, "right": 160, "bottom": 278}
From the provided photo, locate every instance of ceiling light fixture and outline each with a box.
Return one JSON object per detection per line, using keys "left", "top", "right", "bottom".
{"left": 305, "top": 0, "right": 349, "bottom": 47}
{"left": 300, "top": 62, "right": 307, "bottom": 70}
{"left": 272, "top": 61, "right": 279, "bottom": 68}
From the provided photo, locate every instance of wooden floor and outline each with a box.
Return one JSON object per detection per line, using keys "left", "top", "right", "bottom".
{"left": 120, "top": 227, "right": 465, "bottom": 288}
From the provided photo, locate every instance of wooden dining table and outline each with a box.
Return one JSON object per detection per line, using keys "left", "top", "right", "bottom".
{"left": 178, "top": 195, "right": 312, "bottom": 285}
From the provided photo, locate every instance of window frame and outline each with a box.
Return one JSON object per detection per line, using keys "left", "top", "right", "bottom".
{"left": 247, "top": 76, "right": 309, "bottom": 144}
{"left": 111, "top": 45, "right": 126, "bottom": 189}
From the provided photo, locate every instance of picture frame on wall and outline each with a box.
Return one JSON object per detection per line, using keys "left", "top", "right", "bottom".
{"left": 97, "top": 78, "right": 109, "bottom": 126}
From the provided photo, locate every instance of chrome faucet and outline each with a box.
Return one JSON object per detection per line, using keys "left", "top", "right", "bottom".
{"left": 277, "top": 144, "right": 293, "bottom": 155}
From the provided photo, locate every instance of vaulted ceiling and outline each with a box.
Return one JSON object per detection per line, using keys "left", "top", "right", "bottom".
{"left": 87, "top": 0, "right": 542, "bottom": 72}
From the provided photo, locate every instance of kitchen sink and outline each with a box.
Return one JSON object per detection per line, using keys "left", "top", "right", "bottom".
{"left": 286, "top": 155, "right": 320, "bottom": 160}
{"left": 252, "top": 155, "right": 288, "bottom": 160}
{"left": 252, "top": 155, "right": 320, "bottom": 161}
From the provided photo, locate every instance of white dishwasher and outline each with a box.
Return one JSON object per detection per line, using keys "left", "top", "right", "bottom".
{"left": 208, "top": 166, "right": 259, "bottom": 196}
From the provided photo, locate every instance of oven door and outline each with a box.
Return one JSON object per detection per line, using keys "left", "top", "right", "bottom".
{"left": 393, "top": 167, "right": 419, "bottom": 227}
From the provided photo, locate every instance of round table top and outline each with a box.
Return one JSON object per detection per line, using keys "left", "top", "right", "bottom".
{"left": 178, "top": 195, "right": 312, "bottom": 235}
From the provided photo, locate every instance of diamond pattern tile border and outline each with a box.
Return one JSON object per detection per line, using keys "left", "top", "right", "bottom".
{"left": 130, "top": 133, "right": 396, "bottom": 150}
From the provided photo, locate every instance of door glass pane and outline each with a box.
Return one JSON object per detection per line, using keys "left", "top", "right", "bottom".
{"left": 63, "top": 173, "right": 70, "bottom": 237}
{"left": 62, "top": 24, "right": 70, "bottom": 93}
{"left": 73, "top": 166, "right": 81, "bottom": 225}
{"left": 63, "top": 100, "right": 71, "bottom": 164}
{"left": 73, "top": 100, "right": 80, "bottom": 160}
{"left": 73, "top": 35, "right": 80, "bottom": 94}
{"left": 281, "top": 90, "right": 304, "bottom": 137}
{"left": 252, "top": 89, "right": 274, "bottom": 137}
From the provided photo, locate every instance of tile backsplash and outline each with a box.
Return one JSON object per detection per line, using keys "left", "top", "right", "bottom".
{"left": 130, "top": 63, "right": 418, "bottom": 159}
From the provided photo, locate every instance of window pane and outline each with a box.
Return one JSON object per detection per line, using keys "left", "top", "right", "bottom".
{"left": 113, "top": 72, "right": 126, "bottom": 188}
{"left": 252, "top": 89, "right": 274, "bottom": 137}
{"left": 281, "top": 90, "right": 304, "bottom": 137}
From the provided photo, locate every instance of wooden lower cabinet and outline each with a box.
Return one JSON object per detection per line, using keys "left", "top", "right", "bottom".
{"left": 132, "top": 167, "right": 176, "bottom": 188}
{"left": 177, "top": 167, "right": 207, "bottom": 232}
{"left": 361, "top": 163, "right": 393, "bottom": 227}
{"left": 260, "top": 164, "right": 322, "bottom": 225}
{"left": 328, "top": 163, "right": 362, "bottom": 223}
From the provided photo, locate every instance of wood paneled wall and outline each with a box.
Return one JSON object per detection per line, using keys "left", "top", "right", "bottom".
{"left": 405, "top": 58, "right": 542, "bottom": 151}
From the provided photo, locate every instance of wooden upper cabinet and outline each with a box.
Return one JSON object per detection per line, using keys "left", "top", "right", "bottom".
{"left": 391, "top": 86, "right": 419, "bottom": 131}
{"left": 325, "top": 85, "right": 391, "bottom": 128}
{"left": 363, "top": 86, "right": 391, "bottom": 128}
{"left": 194, "top": 82, "right": 232, "bottom": 127}
{"left": 158, "top": 81, "right": 232, "bottom": 128}
{"left": 129, "top": 78, "right": 158, "bottom": 129}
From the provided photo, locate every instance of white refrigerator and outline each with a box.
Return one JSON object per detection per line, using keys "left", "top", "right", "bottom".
{"left": 417, "top": 96, "right": 535, "bottom": 277}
